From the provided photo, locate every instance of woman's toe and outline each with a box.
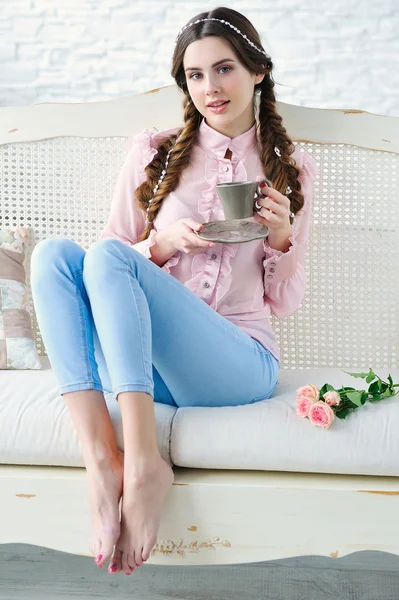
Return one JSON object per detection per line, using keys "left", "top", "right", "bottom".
{"left": 142, "top": 542, "right": 154, "bottom": 563}
{"left": 134, "top": 547, "right": 143, "bottom": 567}
{"left": 127, "top": 552, "right": 137, "bottom": 572}
{"left": 121, "top": 551, "right": 134, "bottom": 576}
{"left": 109, "top": 548, "right": 122, "bottom": 574}
{"left": 98, "top": 542, "right": 115, "bottom": 567}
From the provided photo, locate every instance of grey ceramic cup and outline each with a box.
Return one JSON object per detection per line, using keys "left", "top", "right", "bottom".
{"left": 216, "top": 178, "right": 273, "bottom": 220}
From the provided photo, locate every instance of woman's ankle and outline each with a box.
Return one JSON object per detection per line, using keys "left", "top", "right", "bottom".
{"left": 84, "top": 443, "right": 122, "bottom": 467}
{"left": 123, "top": 451, "right": 167, "bottom": 478}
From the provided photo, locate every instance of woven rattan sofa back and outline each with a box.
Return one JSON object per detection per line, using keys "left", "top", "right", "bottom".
{"left": 0, "top": 92, "right": 398, "bottom": 369}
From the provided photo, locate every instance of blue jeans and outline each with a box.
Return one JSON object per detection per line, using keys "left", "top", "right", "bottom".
{"left": 30, "top": 238, "right": 279, "bottom": 408}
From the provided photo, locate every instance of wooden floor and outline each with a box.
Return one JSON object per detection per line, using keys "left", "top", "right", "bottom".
{"left": 1, "top": 544, "right": 399, "bottom": 599}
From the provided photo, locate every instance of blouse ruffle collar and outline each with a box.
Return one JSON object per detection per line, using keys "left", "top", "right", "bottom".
{"left": 197, "top": 119, "right": 257, "bottom": 159}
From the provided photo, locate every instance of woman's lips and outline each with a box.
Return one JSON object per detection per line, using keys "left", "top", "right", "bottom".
{"left": 207, "top": 101, "right": 230, "bottom": 114}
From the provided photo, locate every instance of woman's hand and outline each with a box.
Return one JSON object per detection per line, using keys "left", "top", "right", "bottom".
{"left": 157, "top": 218, "right": 216, "bottom": 256}
{"left": 253, "top": 179, "right": 293, "bottom": 252}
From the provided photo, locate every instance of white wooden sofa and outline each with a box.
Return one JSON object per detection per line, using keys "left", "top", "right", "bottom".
{"left": 0, "top": 85, "right": 398, "bottom": 566}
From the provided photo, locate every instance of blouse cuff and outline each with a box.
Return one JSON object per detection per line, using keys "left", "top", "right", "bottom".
{"left": 132, "top": 228, "right": 158, "bottom": 259}
{"left": 133, "top": 228, "right": 181, "bottom": 272}
{"left": 263, "top": 228, "right": 299, "bottom": 284}
{"left": 161, "top": 251, "right": 181, "bottom": 274}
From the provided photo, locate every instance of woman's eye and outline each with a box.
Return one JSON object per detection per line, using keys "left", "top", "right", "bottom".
{"left": 189, "top": 66, "right": 231, "bottom": 80}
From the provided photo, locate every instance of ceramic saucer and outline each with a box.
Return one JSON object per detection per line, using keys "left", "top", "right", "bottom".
{"left": 196, "top": 219, "right": 269, "bottom": 244}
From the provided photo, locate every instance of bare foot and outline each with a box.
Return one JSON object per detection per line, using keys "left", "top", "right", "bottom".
{"left": 109, "top": 455, "right": 174, "bottom": 575}
{"left": 87, "top": 450, "right": 124, "bottom": 568}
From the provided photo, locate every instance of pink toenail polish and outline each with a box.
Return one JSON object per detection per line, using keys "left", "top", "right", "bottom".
{"left": 108, "top": 564, "right": 117, "bottom": 573}
{"left": 95, "top": 554, "right": 103, "bottom": 563}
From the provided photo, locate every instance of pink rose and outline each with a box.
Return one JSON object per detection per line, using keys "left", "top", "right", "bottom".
{"left": 296, "top": 395, "right": 314, "bottom": 418}
{"left": 308, "top": 401, "right": 335, "bottom": 429}
{"left": 323, "top": 390, "right": 341, "bottom": 406}
{"left": 296, "top": 384, "right": 319, "bottom": 402}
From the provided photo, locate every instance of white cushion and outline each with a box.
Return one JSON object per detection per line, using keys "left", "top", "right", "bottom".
{"left": 171, "top": 368, "right": 399, "bottom": 476}
{"left": 0, "top": 357, "right": 175, "bottom": 467}
{"left": 2, "top": 362, "right": 399, "bottom": 476}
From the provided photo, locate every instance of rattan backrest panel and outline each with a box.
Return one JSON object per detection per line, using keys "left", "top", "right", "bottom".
{"left": 0, "top": 137, "right": 397, "bottom": 368}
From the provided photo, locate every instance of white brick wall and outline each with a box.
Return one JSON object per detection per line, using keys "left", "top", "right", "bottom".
{"left": 1, "top": 0, "right": 398, "bottom": 115}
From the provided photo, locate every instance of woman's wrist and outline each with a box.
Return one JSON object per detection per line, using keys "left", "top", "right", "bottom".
{"left": 267, "top": 226, "right": 292, "bottom": 253}
{"left": 148, "top": 229, "right": 179, "bottom": 267}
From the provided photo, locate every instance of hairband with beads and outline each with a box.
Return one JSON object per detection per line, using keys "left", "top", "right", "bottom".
{"left": 175, "top": 17, "right": 269, "bottom": 58}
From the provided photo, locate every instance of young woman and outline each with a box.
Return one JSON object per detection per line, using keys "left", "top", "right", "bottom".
{"left": 30, "top": 6, "right": 317, "bottom": 578}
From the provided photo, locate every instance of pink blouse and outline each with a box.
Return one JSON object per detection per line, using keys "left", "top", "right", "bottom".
{"left": 100, "top": 119, "right": 318, "bottom": 361}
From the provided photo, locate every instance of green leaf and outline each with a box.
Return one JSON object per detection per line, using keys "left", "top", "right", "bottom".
{"left": 336, "top": 408, "right": 351, "bottom": 419}
{"left": 343, "top": 370, "right": 370, "bottom": 379}
{"left": 336, "top": 387, "right": 355, "bottom": 397}
{"left": 334, "top": 402, "right": 345, "bottom": 411}
{"left": 320, "top": 383, "right": 335, "bottom": 396}
{"left": 341, "top": 401, "right": 358, "bottom": 411}
{"left": 368, "top": 381, "right": 381, "bottom": 394}
{"left": 345, "top": 391, "right": 364, "bottom": 407}
{"left": 343, "top": 369, "right": 376, "bottom": 383}
{"left": 370, "top": 394, "right": 381, "bottom": 402}
{"left": 366, "top": 370, "right": 377, "bottom": 383}
{"left": 381, "top": 388, "right": 395, "bottom": 399}
{"left": 388, "top": 374, "right": 393, "bottom": 387}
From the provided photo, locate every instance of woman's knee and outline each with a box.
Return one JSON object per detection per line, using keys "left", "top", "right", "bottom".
{"left": 83, "top": 238, "right": 138, "bottom": 279}
{"left": 31, "top": 238, "right": 84, "bottom": 277}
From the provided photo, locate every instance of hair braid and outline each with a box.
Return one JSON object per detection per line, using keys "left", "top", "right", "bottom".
{"left": 135, "top": 94, "right": 201, "bottom": 242}
{"left": 257, "top": 75, "right": 304, "bottom": 219}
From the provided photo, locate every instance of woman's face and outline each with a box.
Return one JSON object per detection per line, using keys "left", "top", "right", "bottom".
{"left": 183, "top": 36, "right": 264, "bottom": 139}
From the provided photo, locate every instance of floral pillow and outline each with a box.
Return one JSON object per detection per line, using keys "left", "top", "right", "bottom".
{"left": 0, "top": 226, "right": 41, "bottom": 369}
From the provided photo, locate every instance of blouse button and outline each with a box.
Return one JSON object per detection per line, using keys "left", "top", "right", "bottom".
{"left": 211, "top": 253, "right": 217, "bottom": 260}
{"left": 270, "top": 268, "right": 275, "bottom": 273}
{"left": 204, "top": 282, "right": 210, "bottom": 288}
{"left": 270, "top": 262, "right": 276, "bottom": 267}
{"left": 221, "top": 165, "right": 229, "bottom": 172}
{"left": 267, "top": 275, "right": 273, "bottom": 280}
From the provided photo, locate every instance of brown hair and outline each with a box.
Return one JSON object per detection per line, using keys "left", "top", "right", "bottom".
{"left": 135, "top": 6, "right": 304, "bottom": 242}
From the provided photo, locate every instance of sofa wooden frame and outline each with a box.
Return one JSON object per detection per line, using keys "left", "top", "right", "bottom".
{"left": 1, "top": 85, "right": 398, "bottom": 566}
